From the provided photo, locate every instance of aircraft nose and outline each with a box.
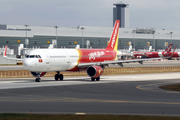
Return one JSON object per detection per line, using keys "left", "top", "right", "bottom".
{"left": 23, "top": 59, "right": 35, "bottom": 71}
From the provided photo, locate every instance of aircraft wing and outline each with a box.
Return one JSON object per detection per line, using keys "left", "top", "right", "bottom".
{"left": 3, "top": 46, "right": 24, "bottom": 61}
{"left": 78, "top": 45, "right": 177, "bottom": 68}
{"left": 3, "top": 56, "right": 24, "bottom": 61}
{"left": 78, "top": 57, "right": 168, "bottom": 68}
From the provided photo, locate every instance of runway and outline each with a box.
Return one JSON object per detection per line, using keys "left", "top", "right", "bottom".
{"left": 0, "top": 73, "right": 180, "bottom": 116}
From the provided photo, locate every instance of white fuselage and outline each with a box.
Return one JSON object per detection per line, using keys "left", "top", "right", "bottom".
{"left": 23, "top": 49, "right": 79, "bottom": 72}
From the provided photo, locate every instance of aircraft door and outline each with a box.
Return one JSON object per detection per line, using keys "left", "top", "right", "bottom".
{"left": 65, "top": 51, "right": 70, "bottom": 64}
{"left": 43, "top": 52, "right": 51, "bottom": 70}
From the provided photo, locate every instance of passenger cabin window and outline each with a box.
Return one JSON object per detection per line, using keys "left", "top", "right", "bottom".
{"left": 70, "top": 56, "right": 78, "bottom": 58}
{"left": 25, "top": 55, "right": 41, "bottom": 58}
{"left": 50, "top": 56, "right": 66, "bottom": 58}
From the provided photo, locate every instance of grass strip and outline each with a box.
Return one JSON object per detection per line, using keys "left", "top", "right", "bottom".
{"left": 159, "top": 84, "right": 180, "bottom": 91}
{"left": 0, "top": 114, "right": 180, "bottom": 120}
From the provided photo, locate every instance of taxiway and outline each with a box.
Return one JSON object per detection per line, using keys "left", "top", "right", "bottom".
{"left": 0, "top": 73, "right": 180, "bottom": 116}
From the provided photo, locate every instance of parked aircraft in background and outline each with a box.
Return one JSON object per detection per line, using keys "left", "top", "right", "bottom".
{"left": 3, "top": 20, "right": 168, "bottom": 82}
{"left": 167, "top": 48, "right": 180, "bottom": 58}
{"left": 132, "top": 44, "right": 174, "bottom": 59}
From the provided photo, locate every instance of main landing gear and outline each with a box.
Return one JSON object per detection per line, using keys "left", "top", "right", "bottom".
{"left": 91, "top": 77, "right": 100, "bottom": 81}
{"left": 55, "top": 71, "right": 64, "bottom": 81}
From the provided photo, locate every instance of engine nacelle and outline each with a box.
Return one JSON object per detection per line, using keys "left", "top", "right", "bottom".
{"left": 87, "top": 66, "right": 103, "bottom": 78}
{"left": 31, "top": 72, "right": 46, "bottom": 77}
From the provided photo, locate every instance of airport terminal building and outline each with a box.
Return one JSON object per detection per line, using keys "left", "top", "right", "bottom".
{"left": 0, "top": 23, "right": 179, "bottom": 55}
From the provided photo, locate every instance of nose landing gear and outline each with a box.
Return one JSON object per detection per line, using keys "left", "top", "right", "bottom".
{"left": 35, "top": 73, "right": 41, "bottom": 82}
{"left": 35, "top": 77, "right": 41, "bottom": 82}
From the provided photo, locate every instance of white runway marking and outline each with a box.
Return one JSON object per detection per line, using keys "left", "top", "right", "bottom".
{"left": 0, "top": 72, "right": 180, "bottom": 89}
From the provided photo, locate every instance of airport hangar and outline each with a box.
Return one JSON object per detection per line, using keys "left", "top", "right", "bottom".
{"left": 0, "top": 24, "right": 179, "bottom": 55}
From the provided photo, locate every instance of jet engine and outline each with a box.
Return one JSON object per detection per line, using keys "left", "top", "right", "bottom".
{"left": 31, "top": 72, "right": 46, "bottom": 77}
{"left": 87, "top": 66, "right": 103, "bottom": 78}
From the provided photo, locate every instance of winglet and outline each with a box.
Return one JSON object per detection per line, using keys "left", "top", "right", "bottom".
{"left": 3, "top": 46, "right": 7, "bottom": 57}
{"left": 106, "top": 20, "right": 120, "bottom": 51}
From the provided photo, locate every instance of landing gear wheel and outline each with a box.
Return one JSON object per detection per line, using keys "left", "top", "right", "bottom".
{"left": 55, "top": 74, "right": 59, "bottom": 81}
{"left": 96, "top": 77, "right": 100, "bottom": 81}
{"left": 91, "top": 78, "right": 95, "bottom": 81}
{"left": 59, "top": 74, "right": 63, "bottom": 81}
{"left": 54, "top": 72, "right": 64, "bottom": 81}
{"left": 35, "top": 78, "right": 41, "bottom": 82}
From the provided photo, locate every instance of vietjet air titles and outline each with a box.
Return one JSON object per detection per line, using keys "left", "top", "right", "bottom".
{"left": 3, "top": 20, "right": 167, "bottom": 82}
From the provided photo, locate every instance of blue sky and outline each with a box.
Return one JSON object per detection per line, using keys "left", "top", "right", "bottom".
{"left": 0, "top": 0, "right": 180, "bottom": 30}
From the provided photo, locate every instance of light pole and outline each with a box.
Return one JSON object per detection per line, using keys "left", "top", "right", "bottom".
{"left": 54, "top": 26, "right": 59, "bottom": 41}
{"left": 25, "top": 25, "right": 29, "bottom": 49}
{"left": 80, "top": 27, "right": 85, "bottom": 48}
{"left": 132, "top": 30, "right": 136, "bottom": 51}
{"left": 54, "top": 26, "right": 59, "bottom": 48}
{"left": 152, "top": 31, "right": 155, "bottom": 50}
{"left": 170, "top": 31, "right": 173, "bottom": 44}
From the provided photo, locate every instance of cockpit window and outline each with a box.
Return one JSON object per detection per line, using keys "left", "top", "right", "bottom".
{"left": 30, "top": 55, "right": 35, "bottom": 58}
{"left": 25, "top": 55, "right": 41, "bottom": 58}
{"left": 26, "top": 55, "right": 29, "bottom": 58}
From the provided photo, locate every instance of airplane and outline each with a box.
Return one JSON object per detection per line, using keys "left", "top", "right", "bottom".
{"left": 132, "top": 44, "right": 173, "bottom": 59}
{"left": 167, "top": 48, "right": 180, "bottom": 58}
{"left": 3, "top": 20, "right": 169, "bottom": 82}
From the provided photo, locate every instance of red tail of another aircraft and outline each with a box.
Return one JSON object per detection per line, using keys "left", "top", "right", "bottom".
{"left": 106, "top": 20, "right": 120, "bottom": 51}
{"left": 165, "top": 44, "right": 172, "bottom": 52}
{"left": 3, "top": 45, "right": 7, "bottom": 57}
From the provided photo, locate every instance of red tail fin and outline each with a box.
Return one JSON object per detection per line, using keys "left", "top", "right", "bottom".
{"left": 3, "top": 45, "right": 7, "bottom": 57}
{"left": 165, "top": 44, "right": 172, "bottom": 52}
{"left": 106, "top": 20, "right": 120, "bottom": 51}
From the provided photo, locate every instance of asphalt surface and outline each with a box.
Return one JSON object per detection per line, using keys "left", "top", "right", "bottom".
{"left": 0, "top": 73, "right": 180, "bottom": 116}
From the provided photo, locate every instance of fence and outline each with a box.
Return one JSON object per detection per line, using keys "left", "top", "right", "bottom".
{"left": 0, "top": 66, "right": 180, "bottom": 78}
